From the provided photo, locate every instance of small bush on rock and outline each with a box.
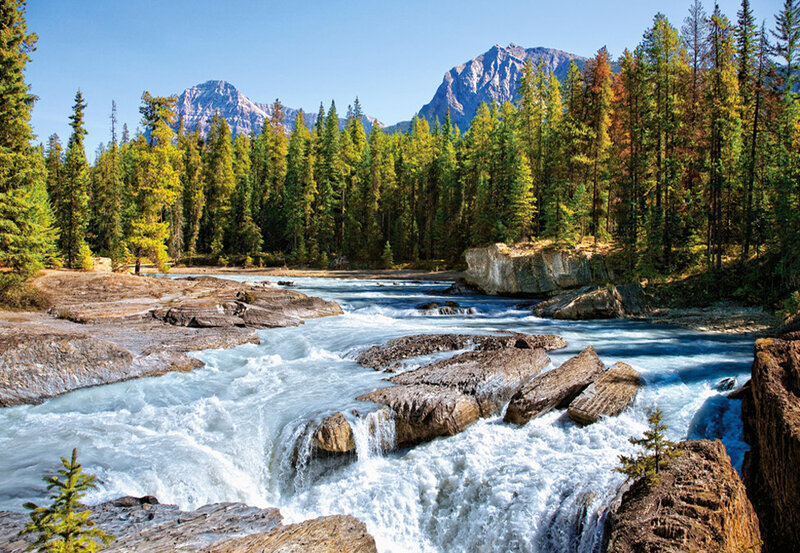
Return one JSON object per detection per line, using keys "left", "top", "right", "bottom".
{"left": 616, "top": 409, "right": 681, "bottom": 484}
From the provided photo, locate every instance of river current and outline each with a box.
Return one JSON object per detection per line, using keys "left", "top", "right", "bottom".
{"left": 0, "top": 276, "right": 755, "bottom": 552}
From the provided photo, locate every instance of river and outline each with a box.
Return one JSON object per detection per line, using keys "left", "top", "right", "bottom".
{"left": 0, "top": 276, "right": 755, "bottom": 552}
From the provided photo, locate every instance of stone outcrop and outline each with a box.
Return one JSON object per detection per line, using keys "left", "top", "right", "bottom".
{"left": 532, "top": 284, "right": 648, "bottom": 320}
{"left": 464, "top": 243, "right": 609, "bottom": 296}
{"left": 604, "top": 440, "right": 762, "bottom": 553}
{"left": 0, "top": 496, "right": 377, "bottom": 553}
{"left": 567, "top": 362, "right": 641, "bottom": 425}
{"left": 312, "top": 412, "right": 356, "bottom": 455}
{"left": 357, "top": 385, "right": 481, "bottom": 447}
{"left": 742, "top": 334, "right": 800, "bottom": 553}
{"left": 439, "top": 278, "right": 483, "bottom": 296}
{"left": 0, "top": 272, "right": 342, "bottom": 406}
{"left": 0, "top": 330, "right": 203, "bottom": 407}
{"left": 504, "top": 347, "right": 605, "bottom": 424}
{"left": 357, "top": 345, "right": 549, "bottom": 446}
{"left": 356, "top": 332, "right": 567, "bottom": 371}
{"left": 388, "top": 347, "right": 549, "bottom": 416}
{"left": 201, "top": 514, "right": 377, "bottom": 553}
{"left": 416, "top": 301, "right": 477, "bottom": 316}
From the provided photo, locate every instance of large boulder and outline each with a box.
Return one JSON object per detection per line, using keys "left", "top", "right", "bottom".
{"left": 532, "top": 284, "right": 648, "bottom": 320}
{"left": 312, "top": 412, "right": 356, "bottom": 455}
{"left": 357, "top": 332, "right": 567, "bottom": 371}
{"left": 464, "top": 243, "right": 610, "bottom": 296}
{"left": 567, "top": 362, "right": 641, "bottom": 425}
{"left": 389, "top": 347, "right": 550, "bottom": 416}
{"left": 604, "top": 440, "right": 762, "bottom": 553}
{"left": 742, "top": 334, "right": 800, "bottom": 553}
{"left": 357, "top": 384, "right": 481, "bottom": 447}
{"left": 504, "top": 347, "right": 605, "bottom": 424}
{"left": 0, "top": 496, "right": 377, "bottom": 553}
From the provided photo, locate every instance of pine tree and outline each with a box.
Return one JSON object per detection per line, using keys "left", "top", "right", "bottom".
{"left": 128, "top": 93, "right": 181, "bottom": 273}
{"left": 200, "top": 112, "right": 235, "bottom": 257}
{"left": 0, "top": 1, "right": 57, "bottom": 277}
{"left": 89, "top": 102, "right": 124, "bottom": 257}
{"left": 56, "top": 91, "right": 92, "bottom": 269}
{"left": 21, "top": 449, "right": 114, "bottom": 553}
{"left": 771, "top": 0, "right": 800, "bottom": 94}
{"left": 584, "top": 47, "right": 614, "bottom": 243}
{"left": 616, "top": 409, "right": 681, "bottom": 484}
{"left": 706, "top": 6, "right": 742, "bottom": 269}
{"left": 181, "top": 125, "right": 204, "bottom": 258}
{"left": 381, "top": 240, "right": 394, "bottom": 269}
{"left": 283, "top": 110, "right": 314, "bottom": 257}
{"left": 230, "top": 134, "right": 261, "bottom": 256}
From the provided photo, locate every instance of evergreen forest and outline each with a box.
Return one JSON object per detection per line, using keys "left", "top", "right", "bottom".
{"left": 3, "top": 0, "right": 800, "bottom": 307}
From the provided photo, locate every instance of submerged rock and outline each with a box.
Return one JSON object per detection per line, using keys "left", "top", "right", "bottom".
{"left": 742, "top": 334, "right": 800, "bottom": 553}
{"left": 504, "top": 346, "right": 605, "bottom": 424}
{"left": 604, "top": 440, "right": 761, "bottom": 553}
{"left": 389, "top": 347, "right": 550, "bottom": 416}
{"left": 440, "top": 278, "right": 483, "bottom": 296}
{"left": 532, "top": 283, "right": 648, "bottom": 320}
{"left": 567, "top": 362, "right": 641, "bottom": 425}
{"left": 356, "top": 332, "right": 567, "bottom": 371}
{"left": 357, "top": 384, "right": 481, "bottom": 447}
{"left": 0, "top": 496, "right": 377, "bottom": 553}
{"left": 464, "top": 243, "right": 609, "bottom": 295}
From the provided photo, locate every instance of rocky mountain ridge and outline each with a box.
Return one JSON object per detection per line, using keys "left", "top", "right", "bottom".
{"left": 176, "top": 44, "right": 590, "bottom": 137}
{"left": 413, "top": 43, "right": 587, "bottom": 132}
{"left": 176, "top": 80, "right": 383, "bottom": 137}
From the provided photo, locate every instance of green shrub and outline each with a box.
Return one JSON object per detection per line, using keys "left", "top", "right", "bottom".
{"left": 778, "top": 290, "right": 800, "bottom": 322}
{"left": 381, "top": 241, "right": 394, "bottom": 269}
{"left": 615, "top": 409, "right": 682, "bottom": 484}
{"left": 20, "top": 449, "right": 114, "bottom": 552}
{"left": 76, "top": 244, "right": 94, "bottom": 271}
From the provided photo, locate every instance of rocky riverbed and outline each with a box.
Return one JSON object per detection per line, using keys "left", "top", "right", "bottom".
{"left": 0, "top": 271, "right": 342, "bottom": 406}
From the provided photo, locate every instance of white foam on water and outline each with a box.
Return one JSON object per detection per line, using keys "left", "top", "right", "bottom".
{"left": 0, "top": 275, "right": 755, "bottom": 553}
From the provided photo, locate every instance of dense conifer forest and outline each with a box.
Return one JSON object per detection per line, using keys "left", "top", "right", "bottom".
{"left": 2, "top": 0, "right": 799, "bottom": 308}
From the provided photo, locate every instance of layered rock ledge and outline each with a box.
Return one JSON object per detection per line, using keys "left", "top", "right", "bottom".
{"left": 742, "top": 333, "right": 800, "bottom": 553}
{"left": 0, "top": 496, "right": 377, "bottom": 553}
{"left": 567, "top": 362, "right": 641, "bottom": 425}
{"left": 504, "top": 346, "right": 604, "bottom": 424}
{"left": 532, "top": 284, "right": 648, "bottom": 320}
{"left": 604, "top": 440, "right": 761, "bottom": 553}
{"left": 0, "top": 271, "right": 342, "bottom": 406}
{"left": 356, "top": 332, "right": 567, "bottom": 371}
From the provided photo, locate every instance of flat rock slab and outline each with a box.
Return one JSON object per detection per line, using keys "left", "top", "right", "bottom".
{"left": 604, "top": 440, "right": 761, "bottom": 553}
{"left": 504, "top": 346, "right": 604, "bottom": 424}
{"left": 389, "top": 347, "right": 550, "bottom": 416}
{"left": 0, "top": 272, "right": 342, "bottom": 406}
{"left": 0, "top": 330, "right": 202, "bottom": 407}
{"left": 357, "top": 384, "right": 481, "bottom": 447}
{"left": 0, "top": 496, "right": 377, "bottom": 553}
{"left": 567, "top": 362, "right": 641, "bottom": 425}
{"left": 357, "top": 332, "right": 566, "bottom": 371}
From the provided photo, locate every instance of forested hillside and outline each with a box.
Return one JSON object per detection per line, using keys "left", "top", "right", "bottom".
{"left": 3, "top": 0, "right": 800, "bottom": 307}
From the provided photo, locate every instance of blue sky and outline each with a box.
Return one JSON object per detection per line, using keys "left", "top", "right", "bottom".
{"left": 26, "top": 0, "right": 781, "bottom": 151}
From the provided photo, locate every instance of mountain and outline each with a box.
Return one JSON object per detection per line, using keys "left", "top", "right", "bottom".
{"left": 388, "top": 44, "right": 588, "bottom": 133}
{"left": 174, "top": 80, "right": 383, "bottom": 136}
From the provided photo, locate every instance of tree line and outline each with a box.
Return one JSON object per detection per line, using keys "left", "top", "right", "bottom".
{"left": 2, "top": 0, "right": 800, "bottom": 295}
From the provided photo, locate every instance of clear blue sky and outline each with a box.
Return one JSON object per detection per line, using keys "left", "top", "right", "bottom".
{"left": 26, "top": 0, "right": 782, "bottom": 152}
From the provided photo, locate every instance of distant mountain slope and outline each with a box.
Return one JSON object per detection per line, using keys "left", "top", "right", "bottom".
{"left": 175, "top": 80, "right": 383, "bottom": 136}
{"left": 388, "top": 44, "right": 588, "bottom": 133}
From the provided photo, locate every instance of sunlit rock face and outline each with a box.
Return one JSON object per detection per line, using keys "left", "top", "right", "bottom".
{"left": 416, "top": 44, "right": 587, "bottom": 131}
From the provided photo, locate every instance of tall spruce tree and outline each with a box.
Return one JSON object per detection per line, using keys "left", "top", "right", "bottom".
{"left": 0, "top": 0, "right": 57, "bottom": 276}
{"left": 128, "top": 93, "right": 181, "bottom": 273}
{"left": 57, "top": 90, "right": 92, "bottom": 269}
{"left": 200, "top": 113, "right": 235, "bottom": 257}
